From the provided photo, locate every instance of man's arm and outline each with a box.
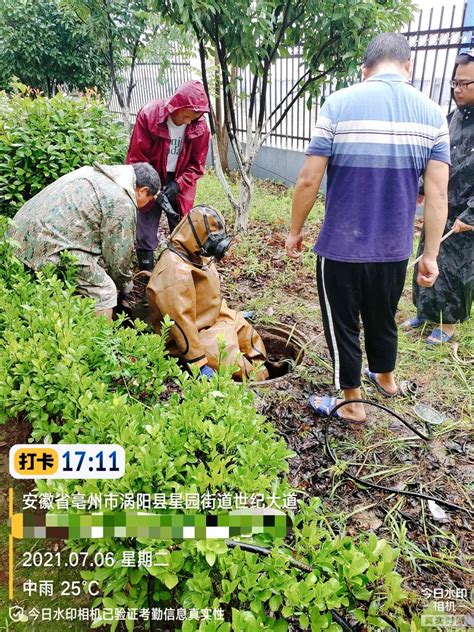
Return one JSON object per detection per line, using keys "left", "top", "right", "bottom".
{"left": 101, "top": 202, "right": 136, "bottom": 291}
{"left": 285, "top": 155, "right": 328, "bottom": 259}
{"left": 418, "top": 158, "right": 449, "bottom": 287}
{"left": 174, "top": 127, "right": 210, "bottom": 193}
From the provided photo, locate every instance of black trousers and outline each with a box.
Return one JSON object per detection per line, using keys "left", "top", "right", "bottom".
{"left": 136, "top": 172, "right": 180, "bottom": 251}
{"left": 316, "top": 256, "right": 408, "bottom": 390}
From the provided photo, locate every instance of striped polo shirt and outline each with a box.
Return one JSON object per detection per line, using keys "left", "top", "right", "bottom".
{"left": 306, "top": 73, "right": 450, "bottom": 262}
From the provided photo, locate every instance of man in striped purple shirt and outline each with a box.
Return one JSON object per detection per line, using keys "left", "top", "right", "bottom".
{"left": 285, "top": 33, "right": 450, "bottom": 424}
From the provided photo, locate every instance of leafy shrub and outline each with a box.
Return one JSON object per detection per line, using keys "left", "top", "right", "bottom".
{"left": 0, "top": 0, "right": 110, "bottom": 96}
{"left": 0, "top": 85, "right": 128, "bottom": 217}
{"left": 0, "top": 222, "right": 413, "bottom": 630}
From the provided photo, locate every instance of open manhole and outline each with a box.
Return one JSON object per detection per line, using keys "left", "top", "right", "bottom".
{"left": 257, "top": 324, "right": 306, "bottom": 384}
{"left": 116, "top": 293, "right": 306, "bottom": 384}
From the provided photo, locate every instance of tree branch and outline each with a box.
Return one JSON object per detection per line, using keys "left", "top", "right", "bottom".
{"left": 247, "top": 71, "right": 260, "bottom": 121}
{"left": 126, "top": 36, "right": 141, "bottom": 107}
{"left": 267, "top": 68, "right": 311, "bottom": 121}
{"left": 266, "top": 33, "right": 341, "bottom": 122}
{"left": 196, "top": 36, "right": 216, "bottom": 135}
{"left": 268, "top": 65, "right": 338, "bottom": 137}
{"left": 256, "top": 0, "right": 293, "bottom": 131}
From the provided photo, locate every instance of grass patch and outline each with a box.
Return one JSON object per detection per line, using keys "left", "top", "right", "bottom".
{"left": 1, "top": 169, "right": 472, "bottom": 628}
{"left": 196, "top": 169, "right": 473, "bottom": 617}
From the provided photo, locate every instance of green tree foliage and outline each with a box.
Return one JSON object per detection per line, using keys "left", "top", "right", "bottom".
{"left": 0, "top": 85, "right": 128, "bottom": 217}
{"left": 0, "top": 223, "right": 414, "bottom": 630}
{"left": 65, "top": 0, "right": 178, "bottom": 127}
{"left": 160, "top": 0, "right": 414, "bottom": 230}
{"left": 0, "top": 0, "right": 109, "bottom": 96}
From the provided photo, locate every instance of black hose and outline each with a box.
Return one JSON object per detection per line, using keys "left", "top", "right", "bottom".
{"left": 225, "top": 539, "right": 356, "bottom": 631}
{"left": 147, "top": 574, "right": 157, "bottom": 632}
{"left": 324, "top": 399, "right": 473, "bottom": 516}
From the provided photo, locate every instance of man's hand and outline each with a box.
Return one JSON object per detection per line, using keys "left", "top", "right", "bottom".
{"left": 157, "top": 192, "right": 181, "bottom": 225}
{"left": 452, "top": 218, "right": 473, "bottom": 233}
{"left": 285, "top": 231, "right": 304, "bottom": 259}
{"left": 285, "top": 155, "right": 328, "bottom": 261}
{"left": 417, "top": 255, "right": 439, "bottom": 287}
{"left": 162, "top": 180, "right": 180, "bottom": 202}
{"left": 122, "top": 280, "right": 134, "bottom": 296}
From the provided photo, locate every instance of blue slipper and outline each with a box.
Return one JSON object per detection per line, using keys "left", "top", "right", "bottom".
{"left": 426, "top": 328, "right": 453, "bottom": 345}
{"left": 363, "top": 368, "right": 398, "bottom": 397}
{"left": 309, "top": 395, "right": 341, "bottom": 418}
{"left": 308, "top": 395, "right": 365, "bottom": 424}
{"left": 401, "top": 315, "right": 426, "bottom": 330}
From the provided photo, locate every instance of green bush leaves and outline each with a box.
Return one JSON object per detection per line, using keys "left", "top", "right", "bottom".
{"left": 0, "top": 86, "right": 128, "bottom": 217}
{"left": 0, "top": 223, "right": 412, "bottom": 629}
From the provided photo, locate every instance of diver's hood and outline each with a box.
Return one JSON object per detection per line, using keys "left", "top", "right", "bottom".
{"left": 169, "top": 205, "right": 230, "bottom": 264}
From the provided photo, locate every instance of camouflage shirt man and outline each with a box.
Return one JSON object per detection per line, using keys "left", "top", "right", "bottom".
{"left": 9, "top": 162, "right": 159, "bottom": 315}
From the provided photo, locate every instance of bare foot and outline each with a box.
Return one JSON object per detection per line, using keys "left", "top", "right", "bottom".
{"left": 373, "top": 373, "right": 398, "bottom": 396}
{"left": 335, "top": 399, "right": 367, "bottom": 423}
{"left": 442, "top": 325, "right": 455, "bottom": 336}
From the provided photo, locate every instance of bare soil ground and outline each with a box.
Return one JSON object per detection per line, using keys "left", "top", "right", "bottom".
{"left": 2, "top": 175, "right": 472, "bottom": 628}
{"left": 216, "top": 213, "right": 473, "bottom": 621}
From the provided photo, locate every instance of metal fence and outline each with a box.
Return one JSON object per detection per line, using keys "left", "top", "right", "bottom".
{"left": 109, "top": 2, "right": 473, "bottom": 152}
{"left": 108, "top": 57, "right": 194, "bottom": 122}
{"left": 235, "top": 1, "right": 472, "bottom": 150}
{"left": 406, "top": 2, "right": 473, "bottom": 110}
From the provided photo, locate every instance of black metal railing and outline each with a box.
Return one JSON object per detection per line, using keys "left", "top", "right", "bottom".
{"left": 234, "top": 3, "right": 472, "bottom": 150}
{"left": 108, "top": 2, "right": 473, "bottom": 151}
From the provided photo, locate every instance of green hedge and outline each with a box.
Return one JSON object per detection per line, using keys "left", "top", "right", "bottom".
{"left": 0, "top": 85, "right": 128, "bottom": 217}
{"left": 0, "top": 222, "right": 413, "bottom": 631}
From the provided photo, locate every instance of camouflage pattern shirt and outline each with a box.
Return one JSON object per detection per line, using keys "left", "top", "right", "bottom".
{"left": 8, "top": 164, "right": 137, "bottom": 291}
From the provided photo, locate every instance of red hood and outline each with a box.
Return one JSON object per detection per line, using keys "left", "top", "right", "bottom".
{"left": 165, "top": 80, "right": 210, "bottom": 115}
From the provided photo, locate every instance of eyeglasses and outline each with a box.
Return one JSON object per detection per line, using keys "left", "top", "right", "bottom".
{"left": 450, "top": 80, "right": 474, "bottom": 89}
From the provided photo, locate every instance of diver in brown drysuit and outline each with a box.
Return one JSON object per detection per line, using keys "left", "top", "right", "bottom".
{"left": 147, "top": 205, "right": 269, "bottom": 380}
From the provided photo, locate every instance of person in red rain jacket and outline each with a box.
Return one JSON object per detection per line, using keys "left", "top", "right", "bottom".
{"left": 126, "top": 80, "right": 210, "bottom": 272}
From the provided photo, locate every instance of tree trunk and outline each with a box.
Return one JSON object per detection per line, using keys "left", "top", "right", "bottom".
{"left": 214, "top": 54, "right": 230, "bottom": 172}
{"left": 120, "top": 100, "right": 133, "bottom": 130}
{"left": 124, "top": 41, "right": 139, "bottom": 132}
{"left": 216, "top": 126, "right": 230, "bottom": 172}
{"left": 236, "top": 167, "right": 252, "bottom": 232}
{"left": 211, "top": 134, "right": 240, "bottom": 217}
{"left": 108, "top": 39, "right": 133, "bottom": 130}
{"left": 232, "top": 118, "right": 260, "bottom": 231}
{"left": 110, "top": 77, "right": 132, "bottom": 129}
